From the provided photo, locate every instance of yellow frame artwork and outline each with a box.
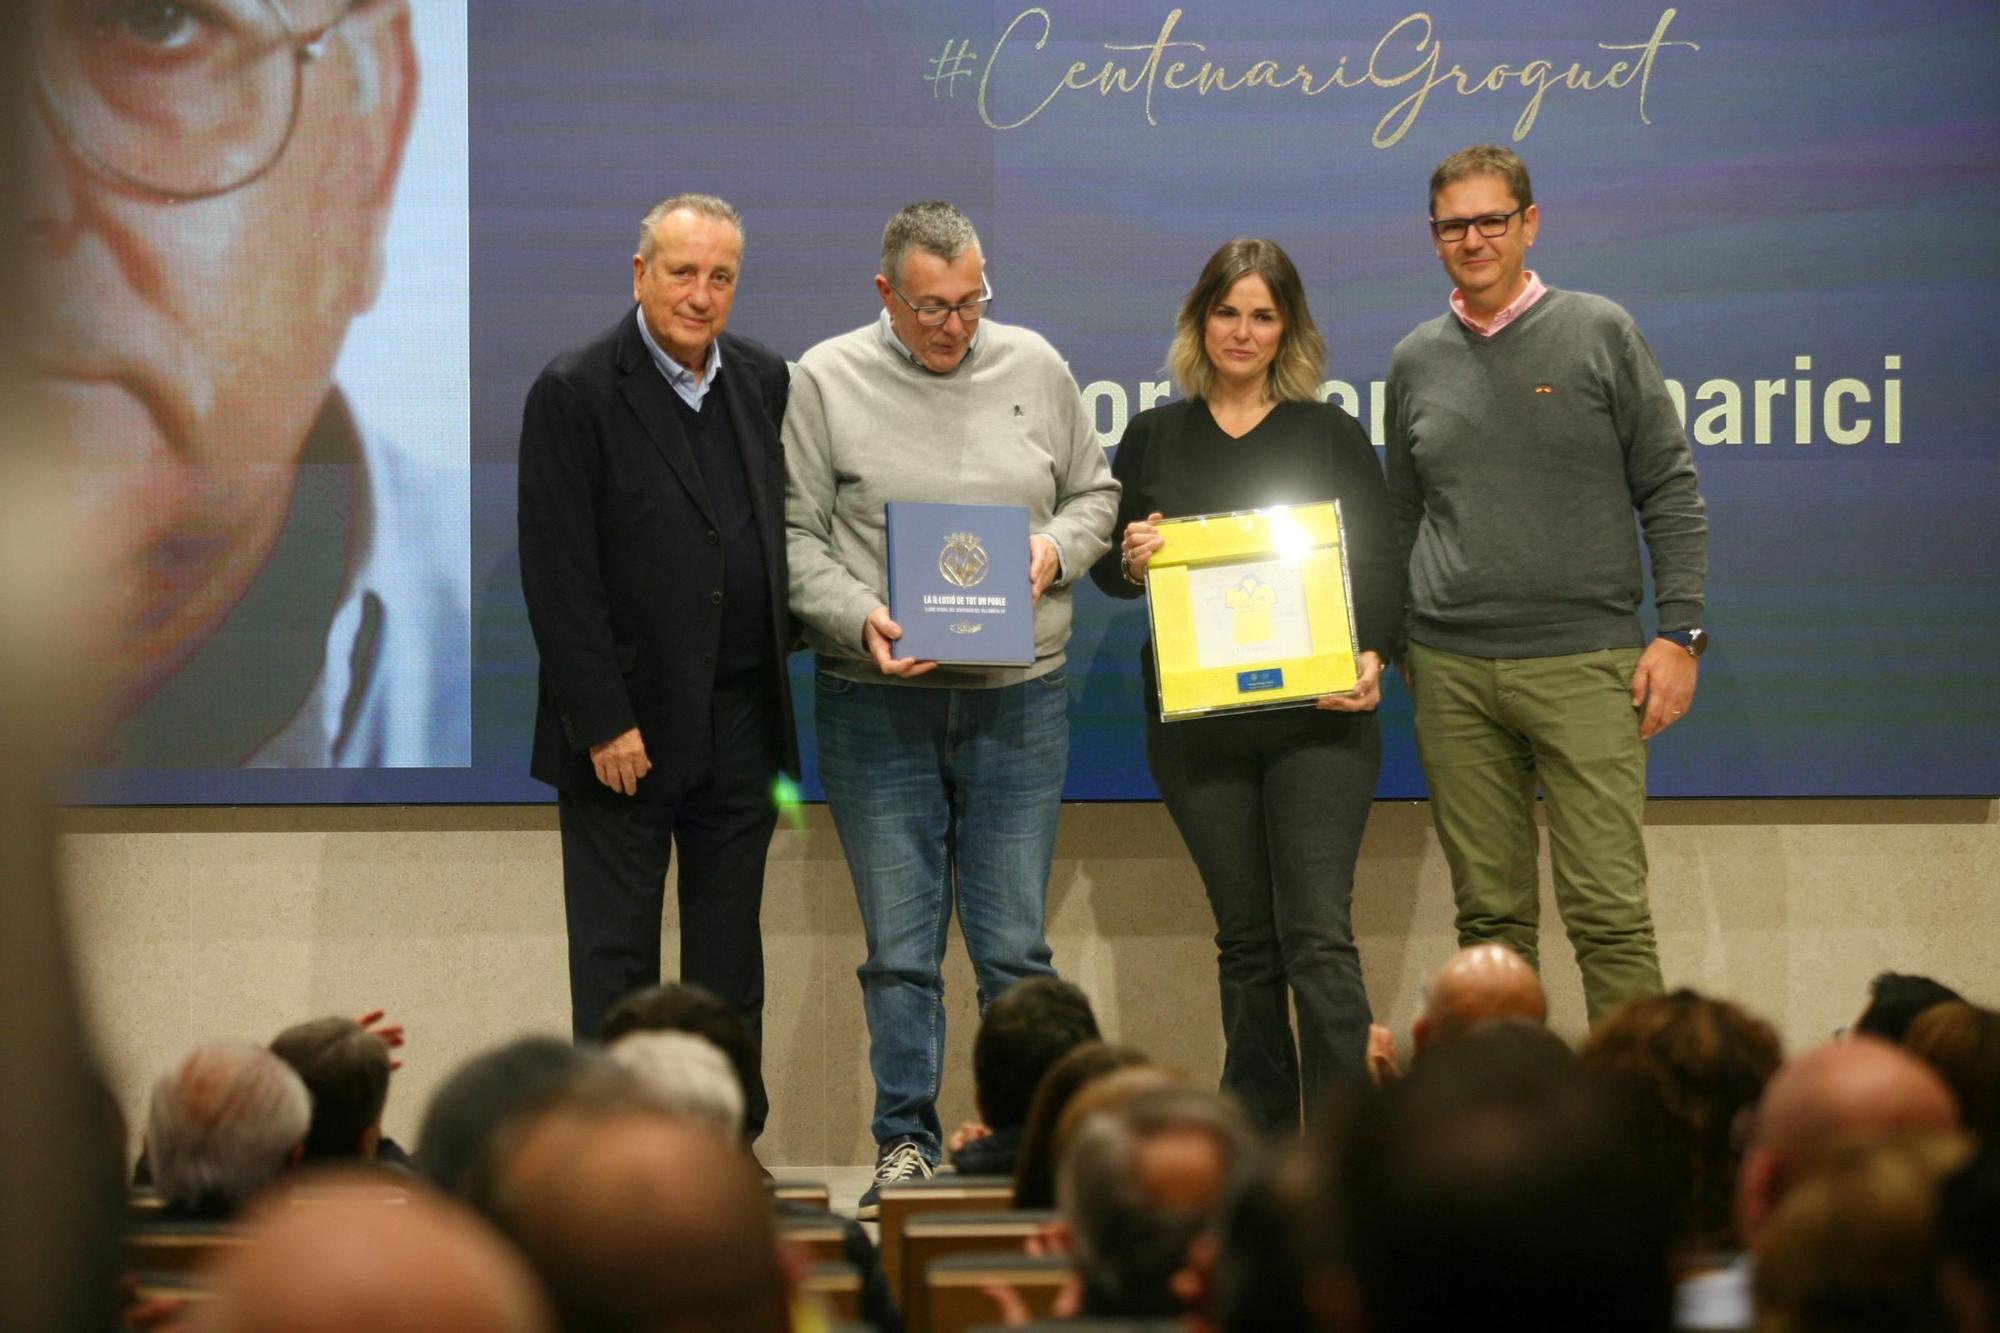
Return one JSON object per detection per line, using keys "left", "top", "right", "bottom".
{"left": 1145, "top": 502, "right": 1360, "bottom": 721}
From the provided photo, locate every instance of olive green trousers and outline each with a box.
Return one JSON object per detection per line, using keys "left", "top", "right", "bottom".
{"left": 1408, "top": 641, "right": 1664, "bottom": 1023}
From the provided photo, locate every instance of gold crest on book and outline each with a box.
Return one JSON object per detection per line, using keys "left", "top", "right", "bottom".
{"left": 938, "top": 532, "right": 990, "bottom": 588}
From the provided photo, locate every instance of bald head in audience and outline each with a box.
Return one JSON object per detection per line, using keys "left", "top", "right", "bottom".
{"left": 1736, "top": 1036, "right": 1960, "bottom": 1245}
{"left": 204, "top": 1186, "right": 552, "bottom": 1333}
{"left": 1412, "top": 944, "right": 1547, "bottom": 1056}
{"left": 493, "top": 1100, "right": 790, "bottom": 1333}
{"left": 148, "top": 1041, "right": 309, "bottom": 1217}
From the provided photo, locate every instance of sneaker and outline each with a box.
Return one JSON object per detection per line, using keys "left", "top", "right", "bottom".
{"left": 856, "top": 1137, "right": 933, "bottom": 1218}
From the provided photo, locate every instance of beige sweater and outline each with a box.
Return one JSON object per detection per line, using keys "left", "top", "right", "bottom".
{"left": 783, "top": 313, "right": 1119, "bottom": 688}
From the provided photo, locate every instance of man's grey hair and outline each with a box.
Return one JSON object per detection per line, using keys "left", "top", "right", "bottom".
{"left": 607, "top": 1031, "right": 746, "bottom": 1140}
{"left": 879, "top": 200, "right": 981, "bottom": 286}
{"left": 147, "top": 1042, "right": 310, "bottom": 1212}
{"left": 637, "top": 193, "right": 744, "bottom": 262}
{"left": 1056, "top": 1087, "right": 1259, "bottom": 1318}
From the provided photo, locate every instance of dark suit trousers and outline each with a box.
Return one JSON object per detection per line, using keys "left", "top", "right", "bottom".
{"left": 558, "top": 675, "right": 780, "bottom": 1137}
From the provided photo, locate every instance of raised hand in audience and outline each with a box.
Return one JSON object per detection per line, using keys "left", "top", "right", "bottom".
{"left": 355, "top": 1008, "right": 406, "bottom": 1071}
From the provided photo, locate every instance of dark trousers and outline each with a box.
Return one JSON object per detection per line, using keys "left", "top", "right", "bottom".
{"left": 1147, "top": 709, "right": 1381, "bottom": 1136}
{"left": 557, "top": 676, "right": 780, "bottom": 1137}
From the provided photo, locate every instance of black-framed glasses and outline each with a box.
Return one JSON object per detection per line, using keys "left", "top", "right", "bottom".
{"left": 1430, "top": 206, "right": 1525, "bottom": 243}
{"left": 34, "top": 0, "right": 376, "bottom": 201}
{"left": 890, "top": 276, "right": 993, "bottom": 329}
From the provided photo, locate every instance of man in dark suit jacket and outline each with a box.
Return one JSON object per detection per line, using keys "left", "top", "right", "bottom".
{"left": 518, "top": 193, "right": 796, "bottom": 1141}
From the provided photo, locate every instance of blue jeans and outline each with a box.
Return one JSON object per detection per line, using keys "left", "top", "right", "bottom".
{"left": 815, "top": 667, "right": 1068, "bottom": 1158}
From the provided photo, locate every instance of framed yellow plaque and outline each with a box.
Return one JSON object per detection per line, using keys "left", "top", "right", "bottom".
{"left": 1145, "top": 502, "right": 1360, "bottom": 721}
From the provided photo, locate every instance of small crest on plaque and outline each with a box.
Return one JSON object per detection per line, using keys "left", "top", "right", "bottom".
{"left": 938, "top": 532, "right": 990, "bottom": 588}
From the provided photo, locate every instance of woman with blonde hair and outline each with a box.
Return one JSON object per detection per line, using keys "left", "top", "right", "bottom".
{"left": 1090, "top": 238, "right": 1403, "bottom": 1134}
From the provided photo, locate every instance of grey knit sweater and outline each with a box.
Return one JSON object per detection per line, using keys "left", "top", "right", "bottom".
{"left": 783, "top": 313, "right": 1119, "bottom": 687}
{"left": 1384, "top": 287, "right": 1707, "bottom": 659}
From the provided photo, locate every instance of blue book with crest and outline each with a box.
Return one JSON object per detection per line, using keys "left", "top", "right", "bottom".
{"left": 885, "top": 502, "right": 1035, "bottom": 666}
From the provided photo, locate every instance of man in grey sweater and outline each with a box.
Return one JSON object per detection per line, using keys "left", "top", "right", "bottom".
{"left": 1385, "top": 145, "right": 1708, "bottom": 1024}
{"left": 783, "top": 200, "right": 1118, "bottom": 1213}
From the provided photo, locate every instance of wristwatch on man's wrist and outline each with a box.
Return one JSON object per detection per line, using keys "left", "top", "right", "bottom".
{"left": 1657, "top": 627, "right": 1708, "bottom": 659}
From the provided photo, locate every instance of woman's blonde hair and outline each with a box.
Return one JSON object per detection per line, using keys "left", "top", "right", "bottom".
{"left": 1167, "top": 238, "right": 1327, "bottom": 405}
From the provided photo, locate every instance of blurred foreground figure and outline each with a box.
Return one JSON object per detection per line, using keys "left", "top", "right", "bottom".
{"left": 204, "top": 1186, "right": 553, "bottom": 1333}
{"left": 0, "top": 20, "right": 123, "bottom": 1314}
{"left": 1679, "top": 1036, "right": 1961, "bottom": 1329}
{"left": 1752, "top": 1135, "right": 1969, "bottom": 1333}
{"left": 1580, "top": 988, "right": 1783, "bottom": 1259}
{"left": 1329, "top": 1027, "right": 1674, "bottom": 1332}
{"left": 1056, "top": 1087, "right": 1258, "bottom": 1320}
{"left": 492, "top": 1094, "right": 793, "bottom": 1333}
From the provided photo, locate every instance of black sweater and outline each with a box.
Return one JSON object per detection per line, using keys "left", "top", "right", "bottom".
{"left": 1088, "top": 397, "right": 1405, "bottom": 667}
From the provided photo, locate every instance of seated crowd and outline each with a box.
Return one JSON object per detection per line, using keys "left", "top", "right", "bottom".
{"left": 114, "top": 964, "right": 1998, "bottom": 1333}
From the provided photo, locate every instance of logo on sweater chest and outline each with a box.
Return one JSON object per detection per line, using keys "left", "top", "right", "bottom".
{"left": 1533, "top": 383, "right": 1555, "bottom": 395}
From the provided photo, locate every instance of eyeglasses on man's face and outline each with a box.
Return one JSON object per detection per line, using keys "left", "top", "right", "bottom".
{"left": 34, "top": 0, "right": 376, "bottom": 201}
{"left": 890, "top": 276, "right": 993, "bottom": 329}
{"left": 1429, "top": 206, "right": 1526, "bottom": 244}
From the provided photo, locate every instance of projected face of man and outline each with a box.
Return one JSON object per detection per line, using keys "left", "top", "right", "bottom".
{"left": 28, "top": 0, "right": 417, "bottom": 719}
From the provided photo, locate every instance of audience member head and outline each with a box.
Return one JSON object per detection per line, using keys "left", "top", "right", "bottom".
{"left": 1331, "top": 1025, "right": 1674, "bottom": 1333}
{"left": 1937, "top": 1144, "right": 2000, "bottom": 1333}
{"left": 1753, "top": 1134, "right": 1970, "bottom": 1333}
{"left": 1056, "top": 1087, "right": 1257, "bottom": 1319}
{"left": 491, "top": 1090, "right": 790, "bottom": 1333}
{"left": 1904, "top": 1003, "right": 2000, "bottom": 1144}
{"left": 1205, "top": 1140, "right": 1319, "bottom": 1333}
{"left": 1051, "top": 1066, "right": 1182, "bottom": 1194}
{"left": 268, "top": 1016, "right": 392, "bottom": 1161}
{"left": 203, "top": 1181, "right": 553, "bottom": 1333}
{"left": 1580, "top": 988, "right": 1784, "bottom": 1256}
{"left": 415, "top": 1036, "right": 604, "bottom": 1203}
{"left": 602, "top": 983, "right": 759, "bottom": 1138}
{"left": 146, "top": 1041, "right": 308, "bottom": 1217}
{"left": 1411, "top": 943, "right": 1547, "bottom": 1056}
{"left": 1855, "top": 971, "right": 1964, "bottom": 1044}
{"left": 974, "top": 977, "right": 1101, "bottom": 1133}
{"left": 1013, "top": 1041, "right": 1155, "bottom": 1209}
{"left": 1737, "top": 1037, "right": 1961, "bottom": 1246}
{"left": 607, "top": 1031, "right": 745, "bottom": 1140}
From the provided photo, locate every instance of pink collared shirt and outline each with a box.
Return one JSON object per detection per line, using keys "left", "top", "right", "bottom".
{"left": 1450, "top": 270, "right": 1547, "bottom": 337}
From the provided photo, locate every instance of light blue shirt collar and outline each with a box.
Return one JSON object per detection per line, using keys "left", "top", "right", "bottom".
{"left": 636, "top": 307, "right": 723, "bottom": 410}
{"left": 876, "top": 308, "right": 981, "bottom": 372}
